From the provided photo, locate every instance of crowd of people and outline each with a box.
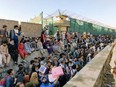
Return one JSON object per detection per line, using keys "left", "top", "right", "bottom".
{"left": 0, "top": 24, "right": 115, "bottom": 87}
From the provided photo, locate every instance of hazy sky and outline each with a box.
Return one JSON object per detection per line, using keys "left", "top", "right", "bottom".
{"left": 0, "top": 0, "right": 116, "bottom": 27}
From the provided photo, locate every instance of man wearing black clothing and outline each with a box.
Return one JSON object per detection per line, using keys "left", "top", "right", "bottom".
{"left": 8, "top": 39, "right": 18, "bottom": 64}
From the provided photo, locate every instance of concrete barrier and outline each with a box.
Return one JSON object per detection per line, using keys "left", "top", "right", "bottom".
{"left": 110, "top": 45, "right": 116, "bottom": 86}
{"left": 64, "top": 45, "right": 114, "bottom": 87}
{"left": 110, "top": 45, "right": 116, "bottom": 69}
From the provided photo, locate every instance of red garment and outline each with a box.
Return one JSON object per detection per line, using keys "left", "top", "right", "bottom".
{"left": 0, "top": 78, "right": 6, "bottom": 86}
{"left": 18, "top": 43, "right": 27, "bottom": 59}
{"left": 42, "top": 34, "right": 45, "bottom": 40}
{"left": 42, "top": 34, "right": 45, "bottom": 41}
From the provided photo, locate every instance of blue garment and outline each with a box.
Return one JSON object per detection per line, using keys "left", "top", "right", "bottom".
{"left": 18, "top": 32, "right": 21, "bottom": 36}
{"left": 73, "top": 51, "right": 79, "bottom": 58}
{"left": 5, "top": 76, "right": 14, "bottom": 87}
{"left": 9, "top": 30, "right": 18, "bottom": 48}
{"left": 73, "top": 61, "right": 80, "bottom": 65}
{"left": 40, "top": 83, "right": 55, "bottom": 87}
{"left": 40, "top": 76, "right": 55, "bottom": 87}
{"left": 40, "top": 76, "right": 49, "bottom": 83}
{"left": 14, "top": 35, "right": 18, "bottom": 49}
{"left": 24, "top": 42, "right": 32, "bottom": 53}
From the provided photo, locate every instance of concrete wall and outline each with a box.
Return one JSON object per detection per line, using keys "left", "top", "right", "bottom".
{"left": 64, "top": 45, "right": 114, "bottom": 87}
{"left": 0, "top": 19, "right": 42, "bottom": 37}
{"left": 21, "top": 22, "right": 42, "bottom": 37}
{"left": 110, "top": 45, "right": 116, "bottom": 86}
{"left": 0, "top": 19, "right": 18, "bottom": 31}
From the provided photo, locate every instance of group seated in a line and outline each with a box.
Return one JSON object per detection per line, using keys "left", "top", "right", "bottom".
{"left": 0, "top": 24, "right": 115, "bottom": 87}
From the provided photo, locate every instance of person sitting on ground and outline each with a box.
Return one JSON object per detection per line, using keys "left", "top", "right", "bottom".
{"left": 30, "top": 40, "right": 37, "bottom": 51}
{"left": 0, "top": 41, "right": 11, "bottom": 67}
{"left": 30, "top": 72, "right": 39, "bottom": 87}
{"left": 40, "top": 76, "right": 59, "bottom": 87}
{"left": 57, "top": 39, "right": 64, "bottom": 52}
{"left": 29, "top": 60, "right": 35, "bottom": 72}
{"left": 44, "top": 40, "right": 53, "bottom": 55}
{"left": 37, "top": 38, "right": 43, "bottom": 50}
{"left": 18, "top": 39, "right": 27, "bottom": 59}
{"left": 24, "top": 40, "right": 33, "bottom": 54}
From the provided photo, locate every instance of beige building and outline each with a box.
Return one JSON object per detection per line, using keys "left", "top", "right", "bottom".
{"left": 52, "top": 15, "right": 70, "bottom": 32}
{"left": 30, "top": 13, "right": 70, "bottom": 32}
